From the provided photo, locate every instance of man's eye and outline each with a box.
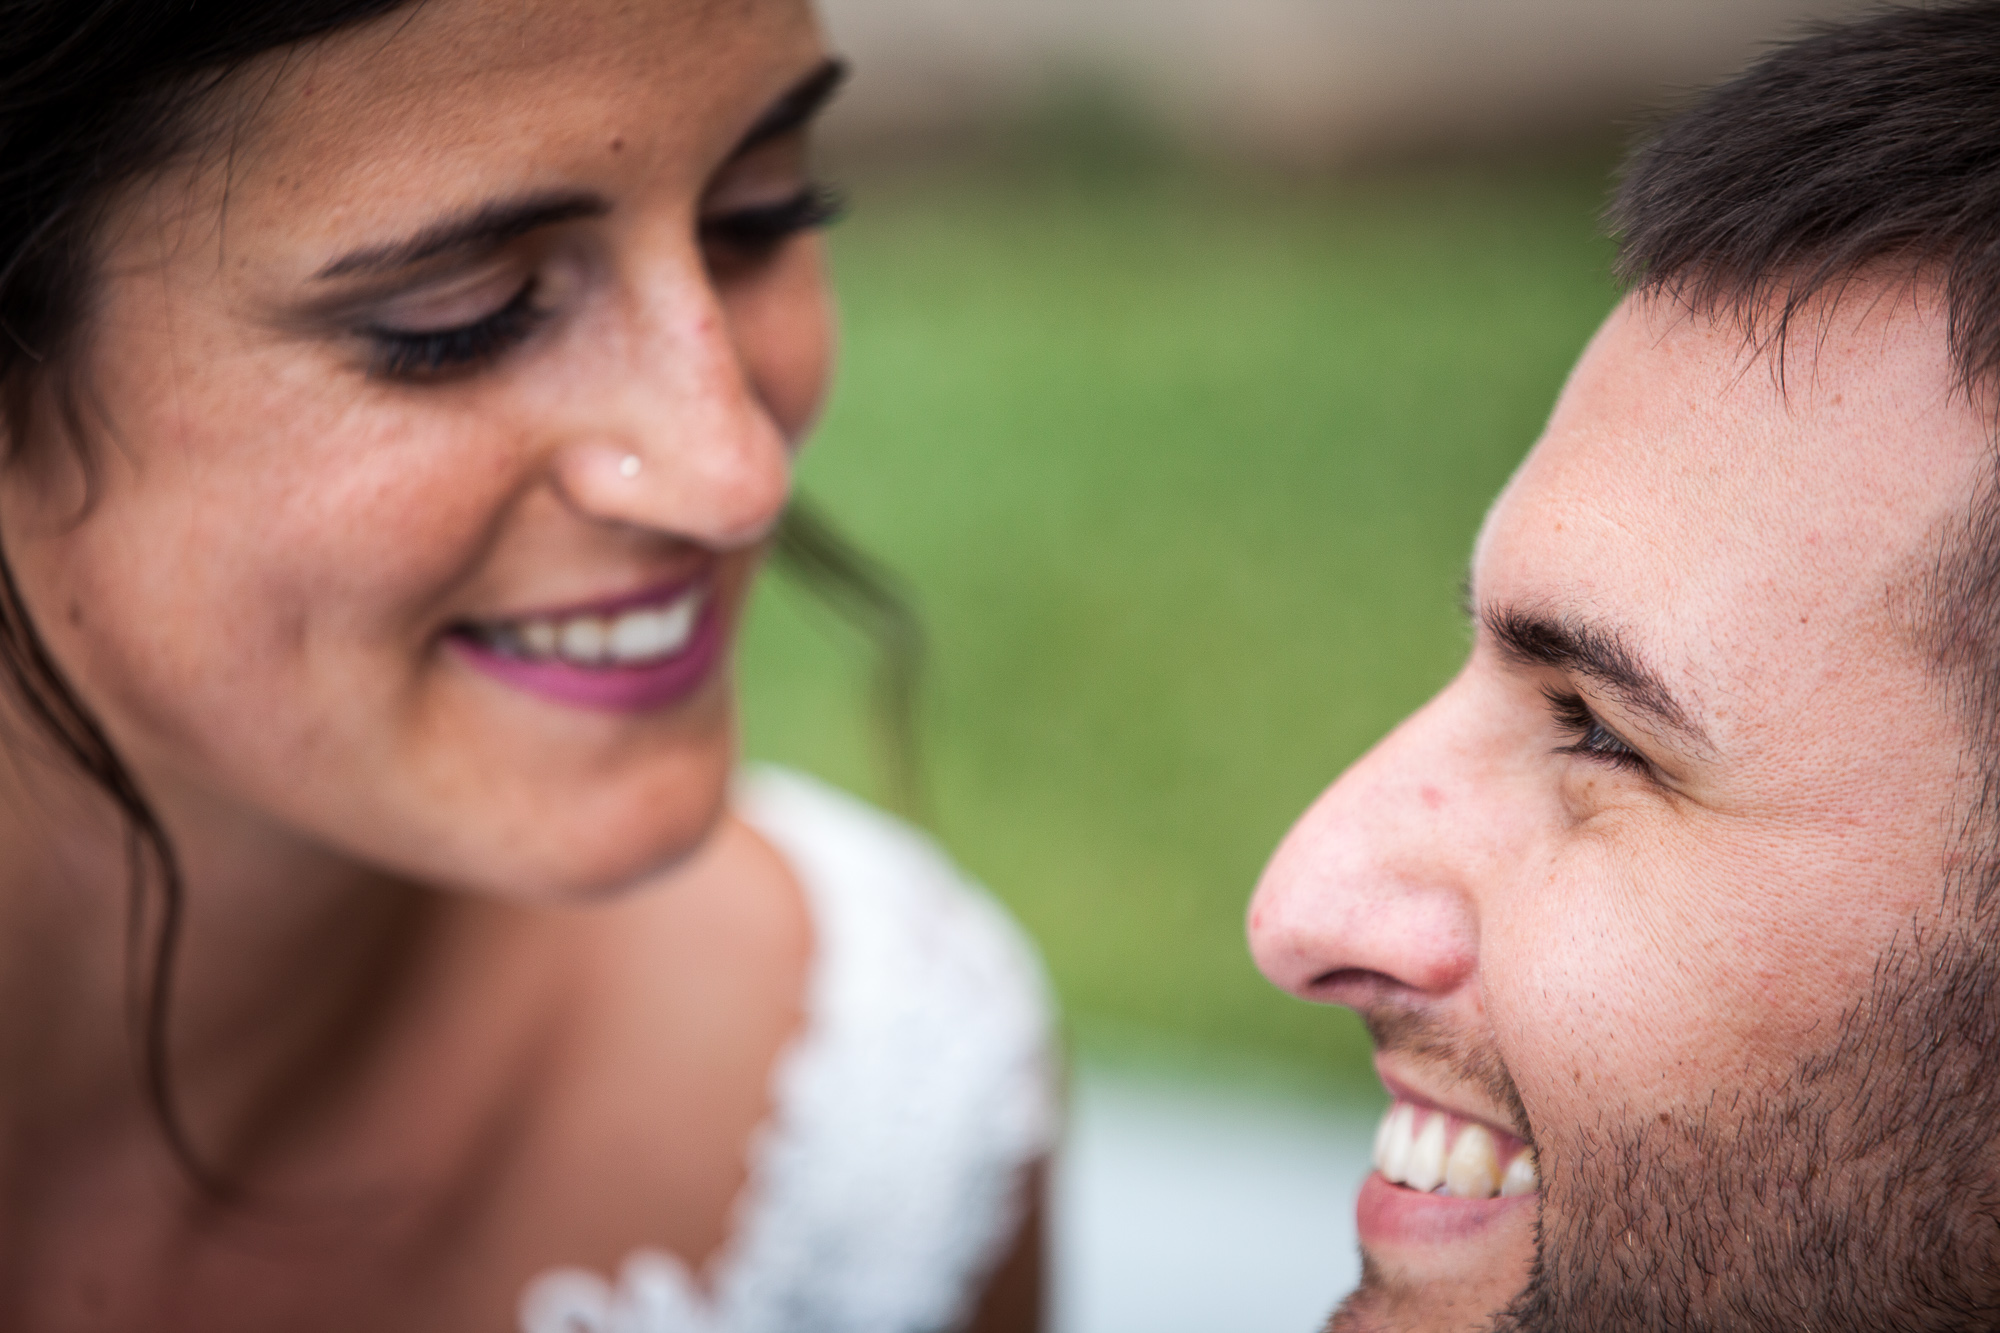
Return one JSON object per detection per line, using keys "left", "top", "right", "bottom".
{"left": 363, "top": 280, "right": 548, "bottom": 382}
{"left": 699, "top": 183, "right": 844, "bottom": 256}
{"left": 1542, "top": 687, "right": 1647, "bottom": 771}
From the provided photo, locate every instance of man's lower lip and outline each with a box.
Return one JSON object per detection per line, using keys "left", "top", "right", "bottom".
{"left": 448, "top": 599, "right": 724, "bottom": 713}
{"left": 1356, "top": 1171, "right": 1533, "bottom": 1249}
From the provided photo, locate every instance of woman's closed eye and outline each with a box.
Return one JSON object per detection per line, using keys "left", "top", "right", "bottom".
{"left": 363, "top": 278, "right": 548, "bottom": 382}
{"left": 700, "top": 182, "right": 843, "bottom": 257}
{"left": 358, "top": 182, "right": 840, "bottom": 382}
{"left": 1543, "top": 686, "right": 1648, "bottom": 771}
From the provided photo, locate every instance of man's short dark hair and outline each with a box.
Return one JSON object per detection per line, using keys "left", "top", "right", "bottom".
{"left": 1610, "top": 1, "right": 2000, "bottom": 906}
{"left": 1612, "top": 1, "right": 2000, "bottom": 396}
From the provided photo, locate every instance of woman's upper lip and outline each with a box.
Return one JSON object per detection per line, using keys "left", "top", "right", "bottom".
{"left": 1376, "top": 1066, "right": 1531, "bottom": 1148}
{"left": 455, "top": 569, "right": 712, "bottom": 627}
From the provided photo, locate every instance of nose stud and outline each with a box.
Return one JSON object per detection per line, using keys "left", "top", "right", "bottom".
{"left": 618, "top": 454, "right": 643, "bottom": 480}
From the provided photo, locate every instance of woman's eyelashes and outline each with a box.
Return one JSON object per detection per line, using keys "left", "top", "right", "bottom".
{"left": 700, "top": 182, "right": 843, "bottom": 255}
{"left": 1542, "top": 686, "right": 1649, "bottom": 771}
{"left": 364, "top": 278, "right": 548, "bottom": 382}
{"left": 358, "top": 182, "right": 840, "bottom": 383}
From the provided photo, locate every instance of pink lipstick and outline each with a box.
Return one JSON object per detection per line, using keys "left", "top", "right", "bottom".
{"left": 448, "top": 575, "right": 725, "bottom": 713}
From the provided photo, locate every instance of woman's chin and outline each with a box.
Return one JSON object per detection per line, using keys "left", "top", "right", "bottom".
{"left": 514, "top": 807, "right": 730, "bottom": 906}
{"left": 380, "top": 743, "right": 738, "bottom": 908}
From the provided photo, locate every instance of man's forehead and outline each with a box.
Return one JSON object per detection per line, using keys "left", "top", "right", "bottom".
{"left": 1476, "top": 291, "right": 1984, "bottom": 678}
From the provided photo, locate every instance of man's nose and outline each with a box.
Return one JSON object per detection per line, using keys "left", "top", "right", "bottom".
{"left": 548, "top": 264, "right": 792, "bottom": 549}
{"left": 1248, "top": 676, "right": 1488, "bottom": 1007}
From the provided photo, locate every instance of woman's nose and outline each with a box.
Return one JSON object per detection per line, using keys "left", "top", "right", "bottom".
{"left": 549, "top": 274, "right": 793, "bottom": 549}
{"left": 1248, "top": 678, "right": 1487, "bottom": 1007}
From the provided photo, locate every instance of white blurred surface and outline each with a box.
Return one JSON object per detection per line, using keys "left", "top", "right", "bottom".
{"left": 1054, "top": 1062, "right": 1380, "bottom": 1333}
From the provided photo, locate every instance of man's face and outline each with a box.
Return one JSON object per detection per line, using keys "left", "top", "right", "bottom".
{"left": 1250, "top": 287, "right": 2000, "bottom": 1331}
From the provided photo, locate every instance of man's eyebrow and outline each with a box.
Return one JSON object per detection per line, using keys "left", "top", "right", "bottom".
{"left": 315, "top": 191, "right": 608, "bottom": 281}
{"left": 1482, "top": 604, "right": 1712, "bottom": 750}
{"left": 737, "top": 57, "right": 849, "bottom": 154}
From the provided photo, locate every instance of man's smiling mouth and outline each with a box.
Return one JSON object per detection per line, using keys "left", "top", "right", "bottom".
{"left": 1373, "top": 1098, "right": 1538, "bottom": 1200}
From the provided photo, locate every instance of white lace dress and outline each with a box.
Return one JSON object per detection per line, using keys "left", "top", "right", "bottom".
{"left": 517, "top": 768, "right": 1059, "bottom": 1333}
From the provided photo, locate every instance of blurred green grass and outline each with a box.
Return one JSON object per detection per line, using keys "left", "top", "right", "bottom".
{"left": 738, "top": 158, "right": 1620, "bottom": 1092}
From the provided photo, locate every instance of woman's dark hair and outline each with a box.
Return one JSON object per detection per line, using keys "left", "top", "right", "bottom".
{"left": 0, "top": 0, "right": 918, "bottom": 1191}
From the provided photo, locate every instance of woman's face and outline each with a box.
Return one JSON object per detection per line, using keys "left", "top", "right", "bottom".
{"left": 0, "top": 0, "right": 835, "bottom": 900}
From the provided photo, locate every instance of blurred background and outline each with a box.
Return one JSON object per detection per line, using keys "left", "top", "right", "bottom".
{"left": 737, "top": 1, "right": 1869, "bottom": 1328}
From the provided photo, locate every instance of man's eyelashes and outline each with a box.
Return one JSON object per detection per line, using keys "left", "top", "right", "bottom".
{"left": 361, "top": 182, "right": 842, "bottom": 382}
{"left": 1542, "top": 686, "right": 1648, "bottom": 771}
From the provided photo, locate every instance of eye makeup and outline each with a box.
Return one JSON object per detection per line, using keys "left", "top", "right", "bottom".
{"left": 699, "top": 182, "right": 843, "bottom": 252}
{"left": 363, "top": 278, "right": 548, "bottom": 381}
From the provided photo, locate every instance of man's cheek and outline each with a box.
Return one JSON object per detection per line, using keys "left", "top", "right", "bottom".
{"left": 1489, "top": 856, "right": 1759, "bottom": 1125}
{"left": 1666, "top": 829, "right": 1917, "bottom": 1079}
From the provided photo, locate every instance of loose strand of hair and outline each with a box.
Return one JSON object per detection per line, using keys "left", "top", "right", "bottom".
{"left": 771, "top": 498, "right": 929, "bottom": 824}
{"left": 0, "top": 531, "right": 222, "bottom": 1196}
{"left": 0, "top": 0, "right": 432, "bottom": 1205}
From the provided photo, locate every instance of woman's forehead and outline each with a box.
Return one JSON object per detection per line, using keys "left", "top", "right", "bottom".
{"left": 278, "top": 0, "right": 816, "bottom": 150}
{"left": 101, "top": 0, "right": 824, "bottom": 284}
{"left": 258, "top": 0, "right": 820, "bottom": 102}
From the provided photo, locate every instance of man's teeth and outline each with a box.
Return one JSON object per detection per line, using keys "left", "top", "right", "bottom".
{"left": 1446, "top": 1123, "right": 1501, "bottom": 1199}
{"left": 484, "top": 591, "right": 702, "bottom": 667}
{"left": 1376, "top": 1103, "right": 1415, "bottom": 1181}
{"left": 1372, "top": 1099, "right": 1537, "bottom": 1200}
{"left": 1406, "top": 1112, "right": 1449, "bottom": 1192}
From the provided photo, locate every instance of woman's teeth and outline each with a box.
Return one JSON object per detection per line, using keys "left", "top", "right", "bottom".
{"left": 1372, "top": 1099, "right": 1537, "bottom": 1200}
{"left": 479, "top": 590, "right": 702, "bottom": 667}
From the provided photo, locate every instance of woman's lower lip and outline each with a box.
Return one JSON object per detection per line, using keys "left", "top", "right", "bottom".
{"left": 1356, "top": 1171, "right": 1533, "bottom": 1250}
{"left": 448, "top": 597, "right": 725, "bottom": 713}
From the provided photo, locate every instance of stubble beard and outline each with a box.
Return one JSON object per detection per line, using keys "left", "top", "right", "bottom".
{"left": 1335, "top": 913, "right": 2000, "bottom": 1333}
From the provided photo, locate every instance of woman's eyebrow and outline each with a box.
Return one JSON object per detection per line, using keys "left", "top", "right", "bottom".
{"left": 735, "top": 56, "right": 849, "bottom": 156}
{"left": 315, "top": 191, "right": 608, "bottom": 282}
{"left": 311, "top": 61, "right": 845, "bottom": 284}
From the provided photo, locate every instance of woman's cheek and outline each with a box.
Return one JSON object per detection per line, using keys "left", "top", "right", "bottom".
{"left": 729, "top": 237, "right": 834, "bottom": 445}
